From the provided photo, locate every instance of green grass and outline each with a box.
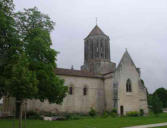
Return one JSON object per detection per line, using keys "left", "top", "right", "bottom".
{"left": 0, "top": 113, "right": 167, "bottom": 128}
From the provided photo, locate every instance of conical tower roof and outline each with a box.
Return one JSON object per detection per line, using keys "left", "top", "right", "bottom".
{"left": 85, "top": 25, "right": 108, "bottom": 39}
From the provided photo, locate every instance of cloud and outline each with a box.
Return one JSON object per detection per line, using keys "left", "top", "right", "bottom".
{"left": 13, "top": 0, "right": 167, "bottom": 93}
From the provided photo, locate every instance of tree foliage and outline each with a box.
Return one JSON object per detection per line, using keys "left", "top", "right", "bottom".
{"left": 153, "top": 88, "right": 167, "bottom": 108}
{"left": 15, "top": 7, "right": 67, "bottom": 104}
{"left": 0, "top": 1, "right": 67, "bottom": 127}
{"left": 4, "top": 53, "right": 38, "bottom": 100}
{"left": 151, "top": 94, "right": 163, "bottom": 115}
{"left": 0, "top": 0, "right": 25, "bottom": 98}
{"left": 15, "top": 7, "right": 54, "bottom": 39}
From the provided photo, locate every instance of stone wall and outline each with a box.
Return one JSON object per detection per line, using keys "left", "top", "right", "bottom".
{"left": 27, "top": 75, "right": 106, "bottom": 114}
{"left": 113, "top": 51, "right": 148, "bottom": 115}
{"left": 104, "top": 77, "right": 114, "bottom": 111}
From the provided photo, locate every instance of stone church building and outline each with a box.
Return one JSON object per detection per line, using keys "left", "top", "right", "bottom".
{"left": 1, "top": 25, "right": 148, "bottom": 115}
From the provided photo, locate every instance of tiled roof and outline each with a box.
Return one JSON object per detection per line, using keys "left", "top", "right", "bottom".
{"left": 55, "top": 68, "right": 103, "bottom": 78}
{"left": 85, "top": 25, "right": 108, "bottom": 38}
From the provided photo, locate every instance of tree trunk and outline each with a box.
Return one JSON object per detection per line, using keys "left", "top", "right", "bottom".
{"left": 18, "top": 100, "right": 23, "bottom": 128}
{"left": 16, "top": 98, "right": 21, "bottom": 118}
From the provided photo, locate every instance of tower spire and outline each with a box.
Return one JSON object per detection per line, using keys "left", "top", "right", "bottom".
{"left": 81, "top": 24, "right": 115, "bottom": 74}
{"left": 96, "top": 17, "right": 98, "bottom": 25}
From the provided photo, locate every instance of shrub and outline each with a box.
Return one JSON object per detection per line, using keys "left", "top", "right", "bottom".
{"left": 126, "top": 111, "right": 139, "bottom": 117}
{"left": 102, "top": 109, "right": 118, "bottom": 118}
{"left": 111, "top": 108, "right": 117, "bottom": 113}
{"left": 110, "top": 108, "right": 118, "bottom": 117}
{"left": 89, "top": 107, "right": 96, "bottom": 117}
{"left": 140, "top": 109, "right": 144, "bottom": 116}
{"left": 26, "top": 111, "right": 42, "bottom": 120}
{"left": 110, "top": 112, "right": 117, "bottom": 117}
{"left": 40, "top": 111, "right": 56, "bottom": 117}
{"left": 69, "top": 114, "right": 81, "bottom": 120}
{"left": 102, "top": 111, "right": 110, "bottom": 118}
{"left": 64, "top": 113, "right": 71, "bottom": 120}
{"left": 64, "top": 113, "right": 82, "bottom": 120}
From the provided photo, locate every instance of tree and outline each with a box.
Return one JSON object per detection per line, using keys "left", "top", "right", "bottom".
{"left": 4, "top": 53, "right": 38, "bottom": 127}
{"left": 0, "top": 1, "right": 38, "bottom": 128}
{"left": 0, "top": 0, "right": 23, "bottom": 98}
{"left": 151, "top": 94, "right": 163, "bottom": 115}
{"left": 0, "top": 0, "right": 17, "bottom": 80}
{"left": 0, "top": 2, "right": 67, "bottom": 128}
{"left": 153, "top": 88, "right": 167, "bottom": 108}
{"left": 147, "top": 94, "right": 153, "bottom": 107}
{"left": 14, "top": 7, "right": 67, "bottom": 127}
{"left": 15, "top": 7, "right": 67, "bottom": 104}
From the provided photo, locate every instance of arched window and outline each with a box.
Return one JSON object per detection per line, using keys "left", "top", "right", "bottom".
{"left": 126, "top": 79, "right": 132, "bottom": 92}
{"left": 91, "top": 40, "right": 93, "bottom": 59}
{"left": 69, "top": 86, "right": 73, "bottom": 95}
{"left": 100, "top": 42, "right": 103, "bottom": 57}
{"left": 83, "top": 87, "right": 87, "bottom": 96}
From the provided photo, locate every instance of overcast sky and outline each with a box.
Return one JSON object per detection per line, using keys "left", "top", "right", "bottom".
{"left": 13, "top": 0, "right": 167, "bottom": 93}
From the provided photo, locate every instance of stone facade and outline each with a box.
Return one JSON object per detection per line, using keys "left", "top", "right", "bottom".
{"left": 1, "top": 25, "right": 148, "bottom": 115}
{"left": 113, "top": 50, "right": 148, "bottom": 115}
{"left": 27, "top": 74, "right": 105, "bottom": 113}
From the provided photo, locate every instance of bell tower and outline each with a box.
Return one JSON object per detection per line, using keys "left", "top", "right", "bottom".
{"left": 81, "top": 25, "right": 115, "bottom": 74}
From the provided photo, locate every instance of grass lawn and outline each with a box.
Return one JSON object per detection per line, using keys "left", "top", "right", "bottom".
{"left": 0, "top": 113, "right": 167, "bottom": 128}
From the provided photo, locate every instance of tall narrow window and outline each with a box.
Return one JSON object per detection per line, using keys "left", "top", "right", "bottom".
{"left": 91, "top": 41, "right": 93, "bottom": 59}
{"left": 83, "top": 87, "right": 87, "bottom": 96}
{"left": 126, "top": 79, "right": 132, "bottom": 92}
{"left": 101, "top": 42, "right": 103, "bottom": 57}
{"left": 69, "top": 86, "right": 73, "bottom": 95}
{"left": 96, "top": 47, "right": 99, "bottom": 56}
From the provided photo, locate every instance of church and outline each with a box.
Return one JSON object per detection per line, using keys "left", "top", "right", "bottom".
{"left": 26, "top": 25, "right": 148, "bottom": 115}
{"left": 1, "top": 25, "right": 148, "bottom": 115}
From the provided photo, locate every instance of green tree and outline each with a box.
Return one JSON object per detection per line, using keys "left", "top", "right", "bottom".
{"left": 15, "top": 7, "right": 67, "bottom": 104}
{"left": 14, "top": 7, "right": 67, "bottom": 127}
{"left": 147, "top": 93, "right": 153, "bottom": 106}
{"left": 0, "top": 0, "right": 17, "bottom": 83}
{"left": 4, "top": 53, "right": 38, "bottom": 127}
{"left": 0, "top": 0, "right": 23, "bottom": 97}
{"left": 0, "top": 2, "right": 67, "bottom": 128}
{"left": 153, "top": 88, "right": 167, "bottom": 108}
{"left": 151, "top": 94, "right": 163, "bottom": 115}
{"left": 0, "top": 1, "right": 38, "bottom": 128}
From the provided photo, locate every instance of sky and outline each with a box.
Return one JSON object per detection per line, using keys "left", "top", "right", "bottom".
{"left": 13, "top": 0, "right": 167, "bottom": 93}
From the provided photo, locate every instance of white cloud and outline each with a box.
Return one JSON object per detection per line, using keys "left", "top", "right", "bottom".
{"left": 13, "top": 0, "right": 167, "bottom": 93}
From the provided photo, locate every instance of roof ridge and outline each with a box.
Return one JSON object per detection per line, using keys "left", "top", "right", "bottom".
{"left": 55, "top": 68, "right": 103, "bottom": 78}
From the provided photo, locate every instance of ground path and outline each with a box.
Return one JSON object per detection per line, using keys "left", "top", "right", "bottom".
{"left": 124, "top": 122, "right": 167, "bottom": 128}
